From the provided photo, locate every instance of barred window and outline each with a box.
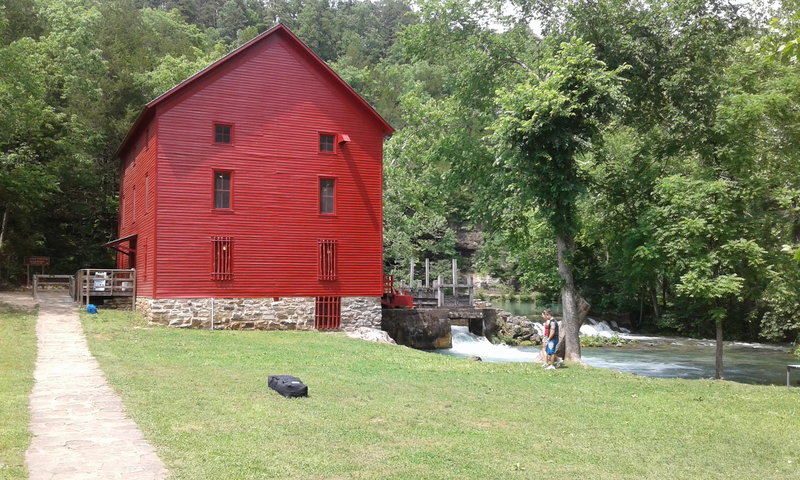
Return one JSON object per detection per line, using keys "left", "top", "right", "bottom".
{"left": 318, "top": 239, "right": 337, "bottom": 280}
{"left": 212, "top": 236, "right": 233, "bottom": 280}
{"left": 315, "top": 296, "right": 341, "bottom": 329}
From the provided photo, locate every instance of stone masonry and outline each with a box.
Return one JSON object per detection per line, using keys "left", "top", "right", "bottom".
{"left": 136, "top": 296, "right": 381, "bottom": 331}
{"left": 341, "top": 297, "right": 382, "bottom": 330}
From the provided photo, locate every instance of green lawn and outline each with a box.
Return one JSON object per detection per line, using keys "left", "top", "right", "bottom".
{"left": 82, "top": 310, "right": 800, "bottom": 480}
{"left": 0, "top": 303, "right": 36, "bottom": 480}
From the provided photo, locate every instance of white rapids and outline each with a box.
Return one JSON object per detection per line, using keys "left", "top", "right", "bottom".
{"left": 448, "top": 326, "right": 538, "bottom": 363}
{"left": 437, "top": 325, "right": 796, "bottom": 386}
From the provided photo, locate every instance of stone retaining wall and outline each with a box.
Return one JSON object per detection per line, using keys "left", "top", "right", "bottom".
{"left": 135, "top": 296, "right": 381, "bottom": 331}
{"left": 381, "top": 308, "right": 498, "bottom": 350}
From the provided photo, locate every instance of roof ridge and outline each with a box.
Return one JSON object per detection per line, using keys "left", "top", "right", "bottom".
{"left": 116, "top": 24, "right": 393, "bottom": 158}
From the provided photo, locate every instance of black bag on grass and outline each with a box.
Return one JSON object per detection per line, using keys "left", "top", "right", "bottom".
{"left": 267, "top": 375, "right": 308, "bottom": 398}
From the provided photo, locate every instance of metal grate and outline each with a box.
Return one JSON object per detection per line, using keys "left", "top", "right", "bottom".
{"left": 315, "top": 296, "right": 341, "bottom": 329}
{"left": 212, "top": 236, "right": 233, "bottom": 280}
{"left": 318, "top": 239, "right": 337, "bottom": 280}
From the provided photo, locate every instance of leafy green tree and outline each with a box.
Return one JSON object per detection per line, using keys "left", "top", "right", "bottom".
{"left": 535, "top": 0, "right": 760, "bottom": 332}
{"left": 638, "top": 176, "right": 767, "bottom": 378}
{"left": 218, "top": 0, "right": 248, "bottom": 41}
{"left": 713, "top": 6, "right": 800, "bottom": 345}
{"left": 0, "top": 0, "right": 45, "bottom": 43}
{"left": 490, "top": 39, "right": 626, "bottom": 361}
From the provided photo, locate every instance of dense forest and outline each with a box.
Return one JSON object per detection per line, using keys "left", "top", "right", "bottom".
{"left": 1, "top": 0, "right": 799, "bottom": 346}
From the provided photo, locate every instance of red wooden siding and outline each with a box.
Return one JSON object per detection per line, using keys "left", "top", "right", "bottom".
{"left": 117, "top": 26, "right": 388, "bottom": 300}
{"left": 117, "top": 118, "right": 158, "bottom": 298}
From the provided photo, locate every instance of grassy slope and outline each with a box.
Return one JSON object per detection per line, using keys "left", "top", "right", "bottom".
{"left": 0, "top": 304, "right": 36, "bottom": 480}
{"left": 83, "top": 310, "right": 800, "bottom": 480}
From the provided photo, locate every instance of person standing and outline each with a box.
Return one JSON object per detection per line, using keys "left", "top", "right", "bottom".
{"left": 541, "top": 310, "right": 560, "bottom": 369}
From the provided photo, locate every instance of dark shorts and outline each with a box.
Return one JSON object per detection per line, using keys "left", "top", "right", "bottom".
{"left": 546, "top": 339, "right": 558, "bottom": 355}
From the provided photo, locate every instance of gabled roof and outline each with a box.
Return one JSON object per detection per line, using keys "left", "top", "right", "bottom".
{"left": 116, "top": 24, "right": 394, "bottom": 158}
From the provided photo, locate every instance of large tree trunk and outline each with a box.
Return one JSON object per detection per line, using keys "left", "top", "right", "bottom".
{"left": 0, "top": 205, "right": 8, "bottom": 249}
{"left": 650, "top": 286, "right": 660, "bottom": 320}
{"left": 714, "top": 318, "right": 724, "bottom": 380}
{"left": 556, "top": 233, "right": 588, "bottom": 363}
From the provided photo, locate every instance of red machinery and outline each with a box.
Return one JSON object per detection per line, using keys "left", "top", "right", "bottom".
{"left": 381, "top": 274, "right": 414, "bottom": 308}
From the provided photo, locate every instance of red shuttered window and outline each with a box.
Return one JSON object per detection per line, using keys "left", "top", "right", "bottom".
{"left": 212, "top": 236, "right": 233, "bottom": 280}
{"left": 318, "top": 239, "right": 337, "bottom": 280}
{"left": 315, "top": 296, "right": 341, "bottom": 329}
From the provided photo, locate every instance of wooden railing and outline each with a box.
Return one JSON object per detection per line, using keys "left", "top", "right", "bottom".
{"left": 72, "top": 269, "right": 136, "bottom": 305}
{"left": 398, "top": 276, "right": 474, "bottom": 309}
{"left": 399, "top": 258, "right": 475, "bottom": 309}
{"left": 32, "top": 275, "right": 74, "bottom": 300}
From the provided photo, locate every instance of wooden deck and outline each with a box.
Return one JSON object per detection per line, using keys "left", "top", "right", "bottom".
{"left": 71, "top": 269, "right": 136, "bottom": 305}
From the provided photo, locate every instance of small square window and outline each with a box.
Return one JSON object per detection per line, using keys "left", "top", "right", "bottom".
{"left": 320, "top": 134, "right": 335, "bottom": 152}
{"left": 215, "top": 124, "right": 232, "bottom": 144}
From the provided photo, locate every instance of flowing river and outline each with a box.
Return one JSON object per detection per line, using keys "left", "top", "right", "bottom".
{"left": 436, "top": 325, "right": 797, "bottom": 386}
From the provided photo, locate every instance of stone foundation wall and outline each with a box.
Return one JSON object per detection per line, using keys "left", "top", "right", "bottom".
{"left": 136, "top": 296, "right": 380, "bottom": 331}
{"left": 340, "top": 297, "right": 381, "bottom": 330}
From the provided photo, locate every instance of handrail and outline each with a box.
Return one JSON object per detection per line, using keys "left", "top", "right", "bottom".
{"left": 32, "top": 274, "right": 74, "bottom": 299}
{"left": 72, "top": 268, "right": 136, "bottom": 305}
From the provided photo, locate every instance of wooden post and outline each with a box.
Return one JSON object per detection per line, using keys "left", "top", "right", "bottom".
{"left": 436, "top": 276, "right": 443, "bottom": 307}
{"left": 425, "top": 258, "right": 430, "bottom": 288}
{"left": 32, "top": 275, "right": 37, "bottom": 299}
{"left": 452, "top": 259, "right": 458, "bottom": 305}
{"left": 131, "top": 268, "right": 136, "bottom": 313}
{"left": 468, "top": 274, "right": 474, "bottom": 306}
{"left": 211, "top": 298, "right": 215, "bottom": 331}
{"left": 84, "top": 270, "right": 90, "bottom": 306}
